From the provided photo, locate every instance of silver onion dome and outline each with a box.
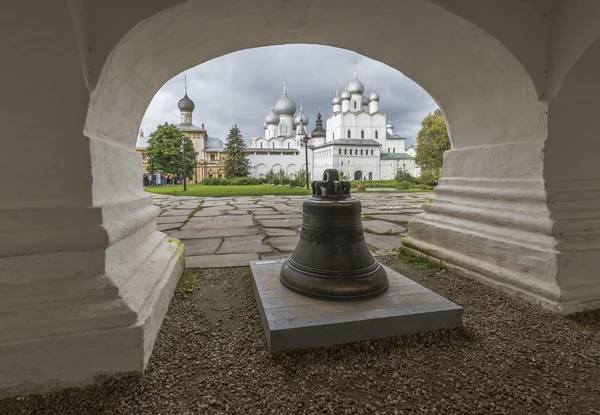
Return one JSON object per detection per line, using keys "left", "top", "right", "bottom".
{"left": 178, "top": 93, "right": 195, "bottom": 112}
{"left": 362, "top": 96, "right": 369, "bottom": 106}
{"left": 293, "top": 103, "right": 309, "bottom": 126}
{"left": 369, "top": 90, "right": 380, "bottom": 101}
{"left": 332, "top": 95, "right": 342, "bottom": 105}
{"left": 341, "top": 89, "right": 351, "bottom": 100}
{"left": 274, "top": 80, "right": 296, "bottom": 116}
{"left": 274, "top": 93, "right": 296, "bottom": 115}
{"left": 348, "top": 77, "right": 365, "bottom": 94}
{"left": 265, "top": 105, "right": 280, "bottom": 125}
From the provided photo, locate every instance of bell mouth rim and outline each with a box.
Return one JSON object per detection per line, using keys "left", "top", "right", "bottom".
{"left": 285, "top": 257, "right": 381, "bottom": 279}
{"left": 279, "top": 276, "right": 390, "bottom": 301}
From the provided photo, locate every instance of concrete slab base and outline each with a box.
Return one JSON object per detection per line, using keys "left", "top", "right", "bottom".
{"left": 249, "top": 259, "right": 463, "bottom": 352}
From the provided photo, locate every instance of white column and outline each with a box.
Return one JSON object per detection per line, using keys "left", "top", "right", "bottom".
{"left": 0, "top": 3, "right": 184, "bottom": 395}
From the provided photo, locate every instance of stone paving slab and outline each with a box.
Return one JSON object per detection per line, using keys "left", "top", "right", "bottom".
{"left": 182, "top": 218, "right": 254, "bottom": 231}
{"left": 169, "top": 227, "right": 260, "bottom": 240}
{"left": 363, "top": 220, "right": 407, "bottom": 234}
{"left": 192, "top": 208, "right": 230, "bottom": 217}
{"left": 156, "top": 216, "right": 189, "bottom": 224}
{"left": 161, "top": 209, "right": 194, "bottom": 217}
{"left": 264, "top": 228, "right": 298, "bottom": 237}
{"left": 268, "top": 236, "right": 299, "bottom": 252}
{"left": 157, "top": 223, "right": 182, "bottom": 232}
{"left": 253, "top": 214, "right": 301, "bottom": 221}
{"left": 186, "top": 253, "right": 259, "bottom": 269}
{"left": 258, "top": 219, "right": 303, "bottom": 228}
{"left": 184, "top": 238, "right": 223, "bottom": 256}
{"left": 247, "top": 208, "right": 278, "bottom": 214}
{"left": 368, "top": 214, "right": 417, "bottom": 223}
{"left": 365, "top": 233, "right": 404, "bottom": 253}
{"left": 217, "top": 235, "right": 272, "bottom": 254}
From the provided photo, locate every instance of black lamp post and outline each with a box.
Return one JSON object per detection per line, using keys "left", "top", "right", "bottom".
{"left": 303, "top": 136, "right": 310, "bottom": 189}
{"left": 182, "top": 136, "right": 187, "bottom": 191}
{"left": 150, "top": 154, "right": 155, "bottom": 186}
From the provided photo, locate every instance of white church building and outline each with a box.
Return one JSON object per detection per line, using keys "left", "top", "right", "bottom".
{"left": 247, "top": 67, "right": 419, "bottom": 181}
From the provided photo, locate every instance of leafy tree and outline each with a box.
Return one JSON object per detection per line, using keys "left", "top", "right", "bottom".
{"left": 414, "top": 109, "right": 451, "bottom": 174}
{"left": 224, "top": 125, "right": 250, "bottom": 178}
{"left": 146, "top": 123, "right": 197, "bottom": 178}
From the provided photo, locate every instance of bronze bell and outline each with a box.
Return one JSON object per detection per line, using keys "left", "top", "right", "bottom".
{"left": 280, "top": 169, "right": 389, "bottom": 300}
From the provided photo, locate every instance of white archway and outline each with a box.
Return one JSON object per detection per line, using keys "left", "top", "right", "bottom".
{"left": 4, "top": 0, "right": 600, "bottom": 395}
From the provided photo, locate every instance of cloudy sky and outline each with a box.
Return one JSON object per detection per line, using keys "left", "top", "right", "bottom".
{"left": 138, "top": 44, "right": 437, "bottom": 148}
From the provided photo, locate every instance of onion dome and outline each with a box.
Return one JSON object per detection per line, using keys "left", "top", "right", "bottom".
{"left": 348, "top": 77, "right": 364, "bottom": 94}
{"left": 273, "top": 78, "right": 296, "bottom": 116}
{"left": 311, "top": 113, "right": 326, "bottom": 138}
{"left": 178, "top": 92, "right": 195, "bottom": 112}
{"left": 341, "top": 85, "right": 351, "bottom": 100}
{"left": 362, "top": 96, "right": 369, "bottom": 107}
{"left": 348, "top": 64, "right": 365, "bottom": 94}
{"left": 332, "top": 82, "right": 341, "bottom": 105}
{"left": 265, "top": 104, "right": 280, "bottom": 125}
{"left": 386, "top": 114, "right": 394, "bottom": 129}
{"left": 369, "top": 89, "right": 380, "bottom": 101}
{"left": 293, "top": 101, "right": 309, "bottom": 126}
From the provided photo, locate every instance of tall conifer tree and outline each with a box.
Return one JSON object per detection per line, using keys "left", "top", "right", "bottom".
{"left": 224, "top": 125, "right": 250, "bottom": 178}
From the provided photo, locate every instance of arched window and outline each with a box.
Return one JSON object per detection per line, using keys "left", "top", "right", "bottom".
{"left": 375, "top": 130, "right": 379, "bottom": 139}
{"left": 288, "top": 143, "right": 290, "bottom": 148}
{"left": 388, "top": 148, "right": 390, "bottom": 153}
{"left": 393, "top": 148, "right": 396, "bottom": 153}
{"left": 272, "top": 143, "right": 275, "bottom": 149}
{"left": 341, "top": 161, "right": 344, "bottom": 166}
{"left": 354, "top": 101, "right": 357, "bottom": 109}
{"left": 344, "top": 149, "right": 347, "bottom": 155}
{"left": 332, "top": 132, "right": 335, "bottom": 140}
{"left": 347, "top": 129, "right": 351, "bottom": 138}
{"left": 339, "top": 149, "right": 342, "bottom": 155}
{"left": 371, "top": 150, "right": 374, "bottom": 155}
{"left": 361, "top": 129, "right": 364, "bottom": 139}
{"left": 360, "top": 149, "right": 363, "bottom": 155}
{"left": 260, "top": 142, "right": 263, "bottom": 148}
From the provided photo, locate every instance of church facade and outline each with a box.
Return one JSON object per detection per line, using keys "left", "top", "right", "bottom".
{"left": 247, "top": 68, "right": 419, "bottom": 181}
{"left": 136, "top": 81, "right": 227, "bottom": 181}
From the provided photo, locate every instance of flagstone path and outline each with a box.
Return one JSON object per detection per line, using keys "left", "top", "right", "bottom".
{"left": 152, "top": 191, "right": 434, "bottom": 268}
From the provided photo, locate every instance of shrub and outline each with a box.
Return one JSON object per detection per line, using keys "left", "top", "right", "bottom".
{"left": 417, "top": 169, "right": 441, "bottom": 187}
{"left": 394, "top": 170, "right": 416, "bottom": 183}
{"left": 290, "top": 169, "right": 310, "bottom": 188}
{"left": 200, "top": 177, "right": 262, "bottom": 186}
{"left": 396, "top": 181, "right": 415, "bottom": 189}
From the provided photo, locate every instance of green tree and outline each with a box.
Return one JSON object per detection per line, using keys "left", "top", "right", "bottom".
{"left": 414, "top": 109, "right": 451, "bottom": 175}
{"left": 224, "top": 125, "right": 250, "bottom": 178}
{"left": 146, "top": 123, "right": 197, "bottom": 178}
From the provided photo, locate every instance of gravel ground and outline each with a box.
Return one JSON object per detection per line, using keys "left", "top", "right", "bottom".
{"left": 1, "top": 256, "right": 599, "bottom": 415}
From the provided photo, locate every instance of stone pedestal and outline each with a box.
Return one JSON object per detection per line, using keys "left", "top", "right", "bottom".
{"left": 250, "top": 260, "right": 462, "bottom": 352}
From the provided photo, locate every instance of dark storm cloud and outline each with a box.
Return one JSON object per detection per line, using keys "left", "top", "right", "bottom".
{"left": 138, "top": 45, "right": 437, "bottom": 147}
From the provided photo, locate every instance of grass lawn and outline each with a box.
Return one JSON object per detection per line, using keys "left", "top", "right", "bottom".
{"left": 145, "top": 184, "right": 312, "bottom": 197}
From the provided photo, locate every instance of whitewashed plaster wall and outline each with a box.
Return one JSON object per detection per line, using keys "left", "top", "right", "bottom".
{"left": 3, "top": 0, "right": 600, "bottom": 396}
